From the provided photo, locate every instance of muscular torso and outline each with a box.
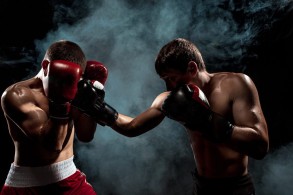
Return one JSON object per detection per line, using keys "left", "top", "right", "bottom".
{"left": 188, "top": 130, "right": 248, "bottom": 178}
{"left": 2, "top": 77, "right": 74, "bottom": 166}
{"left": 188, "top": 72, "right": 251, "bottom": 178}
{"left": 185, "top": 73, "right": 247, "bottom": 178}
{"left": 156, "top": 72, "right": 250, "bottom": 178}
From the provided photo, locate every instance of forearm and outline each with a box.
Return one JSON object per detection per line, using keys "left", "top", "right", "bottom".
{"left": 43, "top": 117, "right": 71, "bottom": 151}
{"left": 110, "top": 114, "right": 141, "bottom": 137}
{"left": 71, "top": 107, "right": 97, "bottom": 142}
{"left": 111, "top": 113, "right": 163, "bottom": 137}
{"left": 6, "top": 106, "right": 62, "bottom": 142}
{"left": 228, "top": 125, "right": 269, "bottom": 160}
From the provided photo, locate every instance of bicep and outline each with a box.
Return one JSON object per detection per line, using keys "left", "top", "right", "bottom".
{"left": 114, "top": 107, "right": 164, "bottom": 137}
{"left": 129, "top": 92, "right": 167, "bottom": 131}
{"left": 232, "top": 75, "right": 267, "bottom": 134}
{"left": 132, "top": 106, "right": 165, "bottom": 130}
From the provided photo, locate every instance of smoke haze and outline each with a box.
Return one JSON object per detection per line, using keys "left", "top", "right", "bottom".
{"left": 1, "top": 0, "right": 293, "bottom": 194}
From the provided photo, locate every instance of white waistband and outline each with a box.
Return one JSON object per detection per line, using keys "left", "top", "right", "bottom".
{"left": 5, "top": 156, "right": 77, "bottom": 187}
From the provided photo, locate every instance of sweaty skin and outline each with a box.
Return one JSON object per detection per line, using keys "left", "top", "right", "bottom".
{"left": 111, "top": 71, "right": 268, "bottom": 178}
{"left": 1, "top": 40, "right": 100, "bottom": 195}
{"left": 1, "top": 74, "right": 97, "bottom": 167}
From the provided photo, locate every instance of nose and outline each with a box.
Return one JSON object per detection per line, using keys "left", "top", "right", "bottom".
{"left": 165, "top": 82, "right": 176, "bottom": 91}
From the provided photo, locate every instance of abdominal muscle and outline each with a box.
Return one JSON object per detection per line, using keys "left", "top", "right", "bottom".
{"left": 8, "top": 119, "right": 75, "bottom": 167}
{"left": 188, "top": 130, "right": 248, "bottom": 178}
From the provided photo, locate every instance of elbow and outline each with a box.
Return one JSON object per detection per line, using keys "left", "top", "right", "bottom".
{"left": 111, "top": 123, "right": 143, "bottom": 138}
{"left": 76, "top": 134, "right": 95, "bottom": 143}
{"left": 252, "top": 151, "right": 267, "bottom": 160}
{"left": 118, "top": 131, "right": 140, "bottom": 138}
{"left": 251, "top": 139, "right": 269, "bottom": 160}
{"left": 128, "top": 134, "right": 142, "bottom": 138}
{"left": 78, "top": 137, "right": 94, "bottom": 143}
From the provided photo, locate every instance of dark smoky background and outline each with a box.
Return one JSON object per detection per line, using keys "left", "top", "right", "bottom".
{"left": 1, "top": 0, "right": 293, "bottom": 194}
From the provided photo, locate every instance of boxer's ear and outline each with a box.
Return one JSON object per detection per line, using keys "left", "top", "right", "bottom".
{"left": 41, "top": 60, "right": 50, "bottom": 76}
{"left": 187, "top": 61, "right": 198, "bottom": 76}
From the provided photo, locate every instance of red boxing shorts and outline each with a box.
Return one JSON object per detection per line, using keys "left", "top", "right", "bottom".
{"left": 0, "top": 156, "right": 97, "bottom": 195}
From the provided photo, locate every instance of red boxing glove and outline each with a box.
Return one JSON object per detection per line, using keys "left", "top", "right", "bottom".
{"left": 84, "top": 60, "right": 108, "bottom": 86}
{"left": 188, "top": 84, "right": 210, "bottom": 108}
{"left": 43, "top": 60, "right": 82, "bottom": 119}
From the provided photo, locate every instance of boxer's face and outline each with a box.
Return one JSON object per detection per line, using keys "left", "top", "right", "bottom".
{"left": 160, "top": 69, "right": 190, "bottom": 91}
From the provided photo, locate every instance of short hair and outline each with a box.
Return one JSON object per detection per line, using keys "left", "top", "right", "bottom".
{"left": 45, "top": 40, "right": 86, "bottom": 70}
{"left": 155, "top": 38, "right": 205, "bottom": 76}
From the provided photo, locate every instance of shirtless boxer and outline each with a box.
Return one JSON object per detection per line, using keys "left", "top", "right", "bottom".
{"left": 80, "top": 38, "right": 269, "bottom": 195}
{"left": 0, "top": 40, "right": 108, "bottom": 195}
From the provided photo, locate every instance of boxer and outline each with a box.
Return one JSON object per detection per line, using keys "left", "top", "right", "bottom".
{"left": 89, "top": 38, "right": 269, "bottom": 195}
{"left": 0, "top": 40, "right": 107, "bottom": 195}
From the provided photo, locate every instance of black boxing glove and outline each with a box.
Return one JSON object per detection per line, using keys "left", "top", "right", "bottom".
{"left": 72, "top": 60, "right": 117, "bottom": 126}
{"left": 72, "top": 79, "right": 118, "bottom": 126}
{"left": 73, "top": 60, "right": 108, "bottom": 111}
{"left": 161, "top": 84, "right": 234, "bottom": 142}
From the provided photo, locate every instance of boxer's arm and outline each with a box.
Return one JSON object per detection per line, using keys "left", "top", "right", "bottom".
{"left": 1, "top": 85, "right": 51, "bottom": 139}
{"left": 71, "top": 106, "right": 97, "bottom": 142}
{"left": 72, "top": 60, "right": 107, "bottom": 142}
{"left": 2, "top": 85, "right": 72, "bottom": 152}
{"left": 2, "top": 60, "right": 83, "bottom": 151}
{"left": 225, "top": 74, "right": 269, "bottom": 159}
{"left": 110, "top": 92, "right": 167, "bottom": 137}
{"left": 42, "top": 60, "right": 82, "bottom": 151}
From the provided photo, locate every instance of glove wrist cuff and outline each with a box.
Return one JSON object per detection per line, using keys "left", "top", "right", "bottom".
{"left": 49, "top": 100, "right": 71, "bottom": 119}
{"left": 205, "top": 112, "right": 234, "bottom": 142}
{"left": 94, "top": 103, "right": 118, "bottom": 126}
